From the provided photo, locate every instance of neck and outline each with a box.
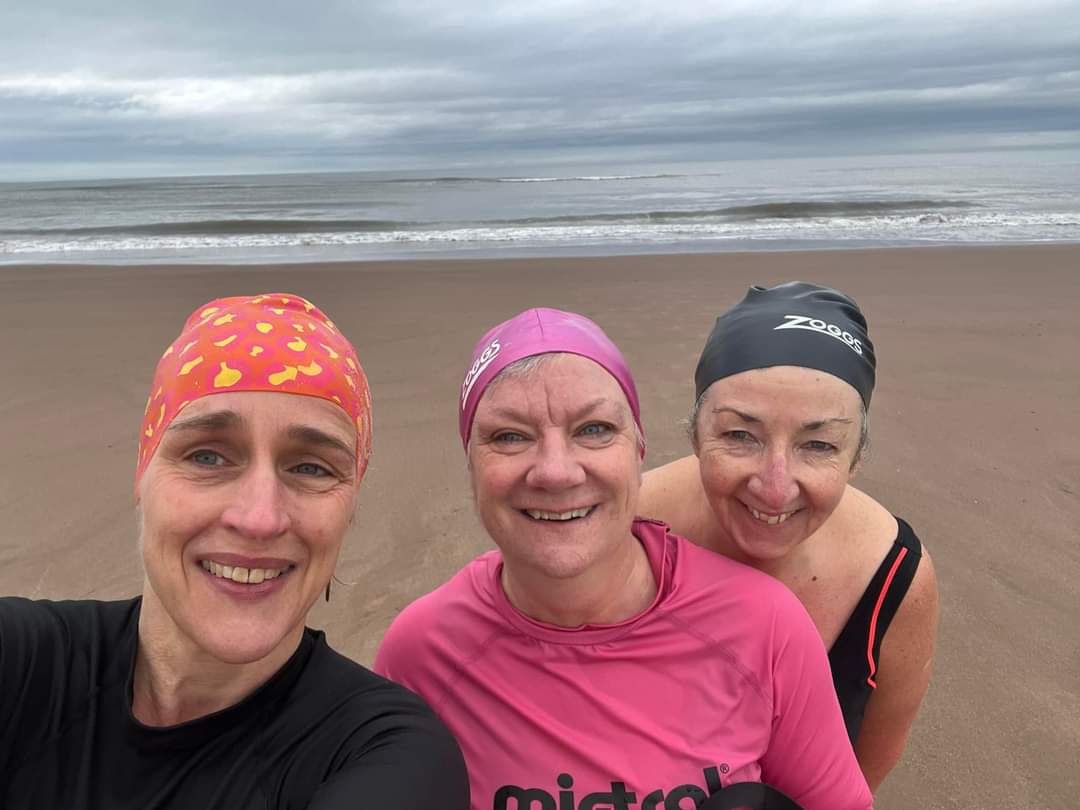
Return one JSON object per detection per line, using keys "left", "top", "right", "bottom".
{"left": 132, "top": 584, "right": 303, "bottom": 727}
{"left": 501, "top": 531, "right": 657, "bottom": 627}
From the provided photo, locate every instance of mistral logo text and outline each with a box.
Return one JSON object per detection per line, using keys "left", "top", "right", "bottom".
{"left": 494, "top": 765, "right": 727, "bottom": 809}
{"left": 461, "top": 339, "right": 502, "bottom": 408}
{"left": 774, "top": 315, "right": 863, "bottom": 356}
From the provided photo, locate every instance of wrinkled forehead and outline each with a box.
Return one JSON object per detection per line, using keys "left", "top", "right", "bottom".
{"left": 476, "top": 352, "right": 633, "bottom": 419}
{"left": 170, "top": 389, "right": 357, "bottom": 439}
{"left": 702, "top": 365, "right": 864, "bottom": 415}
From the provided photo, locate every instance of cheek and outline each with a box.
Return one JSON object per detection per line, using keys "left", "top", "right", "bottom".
{"left": 470, "top": 458, "right": 512, "bottom": 503}
{"left": 699, "top": 458, "right": 738, "bottom": 498}
{"left": 806, "top": 469, "right": 849, "bottom": 509}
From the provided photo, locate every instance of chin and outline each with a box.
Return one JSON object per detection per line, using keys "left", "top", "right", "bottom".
{"left": 191, "top": 616, "right": 299, "bottom": 665}
{"left": 512, "top": 546, "right": 595, "bottom": 581}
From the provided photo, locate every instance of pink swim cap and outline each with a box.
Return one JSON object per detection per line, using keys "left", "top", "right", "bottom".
{"left": 459, "top": 307, "right": 644, "bottom": 455}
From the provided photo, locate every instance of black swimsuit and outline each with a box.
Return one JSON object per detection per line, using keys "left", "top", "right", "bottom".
{"left": 828, "top": 517, "right": 923, "bottom": 742}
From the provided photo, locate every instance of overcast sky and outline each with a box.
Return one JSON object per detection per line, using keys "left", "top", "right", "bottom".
{"left": 2, "top": 0, "right": 1079, "bottom": 180}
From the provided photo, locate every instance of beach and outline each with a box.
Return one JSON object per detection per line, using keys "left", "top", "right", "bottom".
{"left": 1, "top": 245, "right": 1077, "bottom": 808}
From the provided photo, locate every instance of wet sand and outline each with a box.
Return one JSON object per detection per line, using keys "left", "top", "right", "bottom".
{"left": 1, "top": 245, "right": 1077, "bottom": 808}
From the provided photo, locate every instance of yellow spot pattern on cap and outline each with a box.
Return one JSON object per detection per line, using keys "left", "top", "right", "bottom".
{"left": 268, "top": 366, "right": 298, "bottom": 386}
{"left": 179, "top": 356, "right": 204, "bottom": 375}
{"left": 214, "top": 362, "right": 243, "bottom": 388}
{"left": 137, "top": 293, "right": 373, "bottom": 494}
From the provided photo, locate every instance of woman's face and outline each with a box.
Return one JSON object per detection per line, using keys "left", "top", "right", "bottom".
{"left": 469, "top": 353, "right": 641, "bottom": 583}
{"left": 695, "top": 366, "right": 862, "bottom": 564}
{"left": 137, "top": 391, "right": 358, "bottom": 665}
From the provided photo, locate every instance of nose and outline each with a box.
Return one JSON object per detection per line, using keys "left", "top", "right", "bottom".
{"left": 525, "top": 434, "right": 587, "bottom": 491}
{"left": 220, "top": 462, "right": 292, "bottom": 541}
{"left": 746, "top": 448, "right": 799, "bottom": 510}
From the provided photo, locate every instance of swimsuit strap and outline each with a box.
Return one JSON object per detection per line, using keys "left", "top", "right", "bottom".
{"left": 829, "top": 517, "right": 923, "bottom": 740}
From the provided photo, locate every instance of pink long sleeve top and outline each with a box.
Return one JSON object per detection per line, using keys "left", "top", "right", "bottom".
{"left": 376, "top": 519, "right": 872, "bottom": 810}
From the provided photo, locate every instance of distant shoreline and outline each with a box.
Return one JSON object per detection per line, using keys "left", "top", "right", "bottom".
{"left": 5, "top": 238, "right": 1080, "bottom": 270}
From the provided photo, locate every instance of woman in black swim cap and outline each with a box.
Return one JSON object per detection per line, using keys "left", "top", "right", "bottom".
{"left": 640, "top": 281, "right": 940, "bottom": 793}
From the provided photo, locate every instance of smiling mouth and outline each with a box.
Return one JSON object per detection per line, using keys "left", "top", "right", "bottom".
{"left": 200, "top": 559, "right": 293, "bottom": 584}
{"left": 745, "top": 504, "right": 797, "bottom": 525}
{"left": 523, "top": 507, "right": 595, "bottom": 522}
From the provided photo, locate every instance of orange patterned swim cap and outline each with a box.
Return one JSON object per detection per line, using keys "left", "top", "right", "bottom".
{"left": 135, "top": 293, "right": 372, "bottom": 491}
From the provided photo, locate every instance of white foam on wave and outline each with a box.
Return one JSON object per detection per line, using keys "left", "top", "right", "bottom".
{"left": 3, "top": 210, "right": 1079, "bottom": 257}
{"left": 497, "top": 174, "right": 671, "bottom": 183}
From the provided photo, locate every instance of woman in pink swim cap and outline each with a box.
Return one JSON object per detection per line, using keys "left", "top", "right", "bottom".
{"left": 377, "top": 307, "right": 872, "bottom": 810}
{"left": 0, "top": 293, "right": 467, "bottom": 810}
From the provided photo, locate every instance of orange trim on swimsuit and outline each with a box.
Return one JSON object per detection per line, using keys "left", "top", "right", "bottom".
{"left": 865, "top": 546, "right": 909, "bottom": 688}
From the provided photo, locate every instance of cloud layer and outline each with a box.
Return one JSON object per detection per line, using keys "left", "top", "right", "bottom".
{"left": 2, "top": 0, "right": 1079, "bottom": 178}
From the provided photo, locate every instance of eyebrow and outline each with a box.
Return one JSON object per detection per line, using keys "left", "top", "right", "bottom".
{"left": 710, "top": 406, "right": 760, "bottom": 424}
{"left": 486, "top": 396, "right": 628, "bottom": 423}
{"left": 167, "top": 409, "right": 355, "bottom": 462}
{"left": 801, "top": 417, "right": 855, "bottom": 431}
{"left": 711, "top": 406, "right": 853, "bottom": 431}
{"left": 167, "top": 409, "right": 243, "bottom": 432}
{"left": 287, "top": 425, "right": 356, "bottom": 463}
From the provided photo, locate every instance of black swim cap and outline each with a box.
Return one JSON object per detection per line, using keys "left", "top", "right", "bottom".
{"left": 694, "top": 282, "right": 876, "bottom": 407}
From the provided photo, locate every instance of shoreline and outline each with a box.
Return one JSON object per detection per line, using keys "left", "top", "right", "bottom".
{"left": 1, "top": 244, "right": 1077, "bottom": 809}
{"left": 5, "top": 237, "right": 1080, "bottom": 270}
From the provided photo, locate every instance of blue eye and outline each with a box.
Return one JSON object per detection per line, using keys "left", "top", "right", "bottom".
{"left": 292, "top": 462, "right": 331, "bottom": 477}
{"left": 579, "top": 423, "right": 612, "bottom": 437}
{"left": 190, "top": 450, "right": 225, "bottom": 466}
{"left": 493, "top": 431, "right": 527, "bottom": 443}
{"left": 804, "top": 441, "right": 837, "bottom": 453}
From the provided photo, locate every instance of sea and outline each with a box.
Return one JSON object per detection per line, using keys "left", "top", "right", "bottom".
{"left": 1, "top": 150, "right": 1078, "bottom": 264}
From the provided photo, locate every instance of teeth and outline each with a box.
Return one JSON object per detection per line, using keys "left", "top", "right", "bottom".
{"left": 749, "top": 507, "right": 794, "bottom": 525}
{"left": 201, "top": 559, "right": 289, "bottom": 583}
{"left": 525, "top": 507, "right": 593, "bottom": 521}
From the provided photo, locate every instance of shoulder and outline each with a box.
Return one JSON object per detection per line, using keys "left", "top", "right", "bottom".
{"left": 0, "top": 598, "right": 137, "bottom": 774}
{"left": 303, "top": 632, "right": 449, "bottom": 724}
{"left": 379, "top": 552, "right": 498, "bottom": 648}
{"left": 374, "top": 553, "right": 502, "bottom": 695}
{"left": 667, "top": 526, "right": 800, "bottom": 603}
{"left": 836, "top": 489, "right": 934, "bottom": 596}
{"left": 639, "top": 455, "right": 708, "bottom": 535}
{"left": 882, "top": 520, "right": 939, "bottom": 650}
{"left": 661, "top": 526, "right": 820, "bottom": 646}
{"left": 832, "top": 486, "right": 900, "bottom": 553}
{"left": 0, "top": 596, "right": 137, "bottom": 657}
{"left": 285, "top": 636, "right": 470, "bottom": 810}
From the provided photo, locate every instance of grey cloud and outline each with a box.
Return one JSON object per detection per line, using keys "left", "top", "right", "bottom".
{"left": 1, "top": 0, "right": 1079, "bottom": 178}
